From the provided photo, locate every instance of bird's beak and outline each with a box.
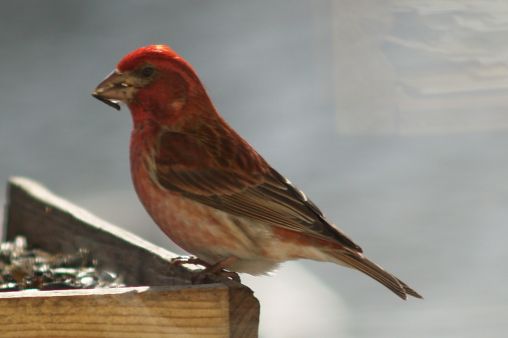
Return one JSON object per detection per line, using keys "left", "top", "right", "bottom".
{"left": 92, "top": 70, "right": 133, "bottom": 110}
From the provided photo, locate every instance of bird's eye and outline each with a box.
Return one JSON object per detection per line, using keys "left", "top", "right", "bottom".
{"left": 141, "top": 66, "right": 155, "bottom": 78}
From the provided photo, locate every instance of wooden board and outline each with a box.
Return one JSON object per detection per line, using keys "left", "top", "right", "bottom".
{"left": 0, "top": 285, "right": 258, "bottom": 338}
{"left": 1, "top": 177, "right": 259, "bottom": 338}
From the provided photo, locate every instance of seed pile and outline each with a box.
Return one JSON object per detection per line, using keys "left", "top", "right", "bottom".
{"left": 0, "top": 236, "right": 124, "bottom": 291}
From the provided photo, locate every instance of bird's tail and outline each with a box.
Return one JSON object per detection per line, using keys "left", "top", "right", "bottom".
{"left": 329, "top": 249, "right": 422, "bottom": 300}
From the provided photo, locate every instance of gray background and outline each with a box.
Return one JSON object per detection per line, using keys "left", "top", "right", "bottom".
{"left": 1, "top": 1, "right": 507, "bottom": 337}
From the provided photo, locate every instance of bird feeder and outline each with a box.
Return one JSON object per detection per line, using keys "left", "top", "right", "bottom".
{"left": 1, "top": 177, "right": 259, "bottom": 338}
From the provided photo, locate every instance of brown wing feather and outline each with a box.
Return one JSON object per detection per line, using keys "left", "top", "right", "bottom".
{"left": 155, "top": 129, "right": 362, "bottom": 252}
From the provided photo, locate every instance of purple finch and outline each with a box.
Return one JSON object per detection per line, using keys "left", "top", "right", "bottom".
{"left": 93, "top": 44, "right": 421, "bottom": 300}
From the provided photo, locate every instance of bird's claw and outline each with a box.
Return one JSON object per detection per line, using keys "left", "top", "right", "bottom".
{"left": 188, "top": 256, "right": 241, "bottom": 284}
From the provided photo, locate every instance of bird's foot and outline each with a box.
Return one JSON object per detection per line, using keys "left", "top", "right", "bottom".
{"left": 191, "top": 256, "right": 241, "bottom": 284}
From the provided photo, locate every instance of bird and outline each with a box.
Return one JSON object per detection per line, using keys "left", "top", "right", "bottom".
{"left": 92, "top": 44, "right": 421, "bottom": 300}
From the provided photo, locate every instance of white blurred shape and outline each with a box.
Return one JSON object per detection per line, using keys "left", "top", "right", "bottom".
{"left": 242, "top": 262, "right": 350, "bottom": 338}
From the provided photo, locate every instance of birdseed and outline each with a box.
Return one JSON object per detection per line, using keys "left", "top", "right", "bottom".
{"left": 0, "top": 236, "right": 124, "bottom": 291}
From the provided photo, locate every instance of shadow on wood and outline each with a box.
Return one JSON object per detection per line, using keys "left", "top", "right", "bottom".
{"left": 2, "top": 177, "right": 259, "bottom": 338}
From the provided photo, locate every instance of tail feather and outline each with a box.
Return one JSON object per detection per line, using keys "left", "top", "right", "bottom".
{"left": 332, "top": 250, "right": 422, "bottom": 300}
{"left": 397, "top": 278, "right": 423, "bottom": 299}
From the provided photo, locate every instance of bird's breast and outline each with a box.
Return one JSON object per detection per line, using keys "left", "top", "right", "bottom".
{"left": 130, "top": 132, "right": 269, "bottom": 261}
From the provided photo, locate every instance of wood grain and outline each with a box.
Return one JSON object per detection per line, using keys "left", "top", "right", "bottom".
{"left": 2, "top": 177, "right": 259, "bottom": 338}
{"left": 0, "top": 285, "right": 230, "bottom": 338}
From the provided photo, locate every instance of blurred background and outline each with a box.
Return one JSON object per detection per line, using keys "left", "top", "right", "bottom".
{"left": 1, "top": 0, "right": 507, "bottom": 337}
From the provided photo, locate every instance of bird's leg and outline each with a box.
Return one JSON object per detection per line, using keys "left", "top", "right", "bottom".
{"left": 203, "top": 256, "right": 238, "bottom": 274}
{"left": 192, "top": 256, "right": 241, "bottom": 283}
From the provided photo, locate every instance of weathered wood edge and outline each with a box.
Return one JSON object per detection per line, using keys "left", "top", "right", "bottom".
{"left": 0, "top": 283, "right": 225, "bottom": 299}
{"left": 228, "top": 285, "right": 260, "bottom": 338}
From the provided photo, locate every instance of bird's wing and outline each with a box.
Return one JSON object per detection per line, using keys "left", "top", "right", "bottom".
{"left": 154, "top": 129, "right": 362, "bottom": 252}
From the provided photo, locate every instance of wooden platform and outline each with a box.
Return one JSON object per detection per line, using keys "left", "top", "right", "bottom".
{"left": 1, "top": 177, "right": 259, "bottom": 338}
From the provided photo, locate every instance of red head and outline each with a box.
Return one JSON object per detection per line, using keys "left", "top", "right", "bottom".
{"left": 93, "top": 44, "right": 213, "bottom": 126}
{"left": 117, "top": 44, "right": 191, "bottom": 74}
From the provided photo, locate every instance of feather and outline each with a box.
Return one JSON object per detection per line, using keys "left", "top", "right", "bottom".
{"left": 154, "top": 128, "right": 363, "bottom": 252}
{"left": 330, "top": 250, "right": 423, "bottom": 300}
